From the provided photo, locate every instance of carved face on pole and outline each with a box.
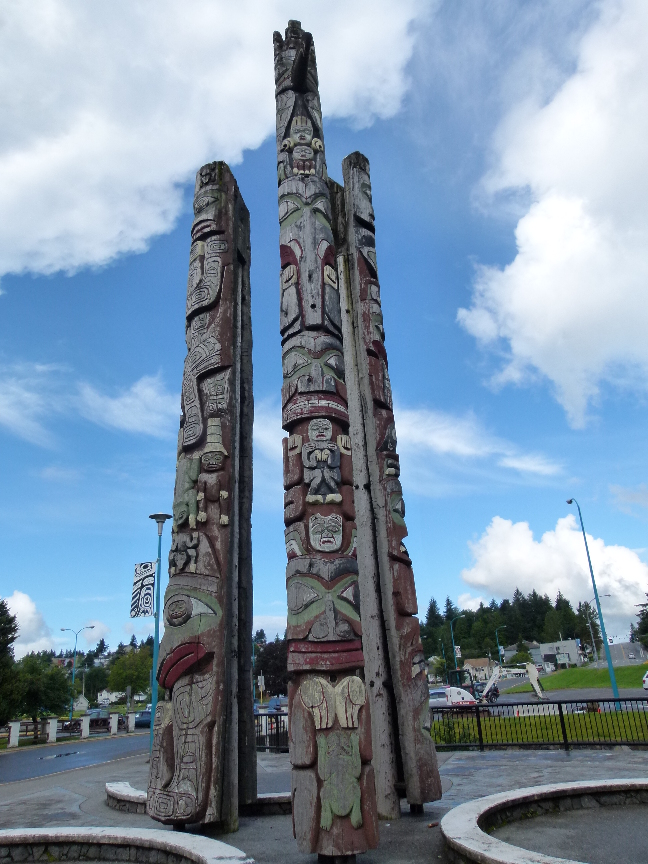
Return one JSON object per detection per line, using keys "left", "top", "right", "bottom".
{"left": 274, "top": 21, "right": 379, "bottom": 857}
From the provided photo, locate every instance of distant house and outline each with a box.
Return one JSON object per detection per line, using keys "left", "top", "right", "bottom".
{"left": 73, "top": 694, "right": 89, "bottom": 712}
{"left": 463, "top": 658, "right": 495, "bottom": 681}
{"left": 97, "top": 689, "right": 124, "bottom": 705}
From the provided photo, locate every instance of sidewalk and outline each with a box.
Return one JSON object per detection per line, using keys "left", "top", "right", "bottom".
{"left": 0, "top": 748, "right": 646, "bottom": 863}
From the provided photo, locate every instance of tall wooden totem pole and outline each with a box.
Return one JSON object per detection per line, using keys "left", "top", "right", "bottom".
{"left": 274, "top": 21, "right": 441, "bottom": 857}
{"left": 147, "top": 161, "right": 255, "bottom": 831}
{"left": 274, "top": 21, "right": 380, "bottom": 857}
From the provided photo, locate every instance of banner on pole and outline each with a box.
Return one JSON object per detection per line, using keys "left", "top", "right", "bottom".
{"left": 131, "top": 562, "right": 156, "bottom": 617}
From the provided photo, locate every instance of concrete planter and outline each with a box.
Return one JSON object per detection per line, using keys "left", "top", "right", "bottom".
{"left": 441, "top": 778, "right": 648, "bottom": 863}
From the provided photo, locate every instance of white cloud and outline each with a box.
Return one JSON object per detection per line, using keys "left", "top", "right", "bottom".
{"left": 396, "top": 405, "right": 561, "bottom": 476}
{"left": 0, "top": 0, "right": 422, "bottom": 282}
{"left": 77, "top": 374, "right": 178, "bottom": 437}
{"left": 0, "top": 363, "right": 64, "bottom": 446}
{"left": 461, "top": 513, "right": 648, "bottom": 635}
{"left": 82, "top": 620, "right": 110, "bottom": 647}
{"left": 610, "top": 483, "right": 648, "bottom": 516}
{"left": 458, "top": 0, "right": 648, "bottom": 426}
{"left": 39, "top": 465, "right": 81, "bottom": 482}
{"left": 253, "top": 614, "right": 287, "bottom": 641}
{"left": 457, "top": 592, "right": 487, "bottom": 613}
{"left": 4, "top": 590, "right": 57, "bottom": 659}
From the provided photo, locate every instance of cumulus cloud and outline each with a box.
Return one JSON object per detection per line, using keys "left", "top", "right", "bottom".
{"left": 458, "top": 0, "right": 648, "bottom": 426}
{"left": 0, "top": 0, "right": 422, "bottom": 282}
{"left": 4, "top": 591, "right": 57, "bottom": 659}
{"left": 461, "top": 514, "right": 648, "bottom": 635}
{"left": 77, "top": 374, "right": 178, "bottom": 437}
{"left": 395, "top": 405, "right": 561, "bottom": 491}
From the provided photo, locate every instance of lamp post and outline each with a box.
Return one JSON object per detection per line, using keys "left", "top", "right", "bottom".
{"left": 60, "top": 625, "right": 95, "bottom": 720}
{"left": 149, "top": 513, "right": 172, "bottom": 752}
{"left": 586, "top": 593, "right": 610, "bottom": 663}
{"left": 450, "top": 614, "right": 465, "bottom": 671}
{"left": 567, "top": 499, "right": 620, "bottom": 703}
{"left": 495, "top": 626, "right": 506, "bottom": 665}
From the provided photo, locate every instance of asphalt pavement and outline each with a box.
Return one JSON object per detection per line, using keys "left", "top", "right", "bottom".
{"left": 0, "top": 732, "right": 149, "bottom": 783}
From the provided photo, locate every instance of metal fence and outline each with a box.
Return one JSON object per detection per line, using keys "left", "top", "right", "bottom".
{"left": 430, "top": 699, "right": 648, "bottom": 750}
{"left": 255, "top": 712, "right": 289, "bottom": 752}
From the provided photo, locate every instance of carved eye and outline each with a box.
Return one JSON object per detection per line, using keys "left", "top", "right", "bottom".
{"left": 324, "top": 351, "right": 345, "bottom": 380}
{"left": 337, "top": 581, "right": 360, "bottom": 612}
{"left": 279, "top": 199, "right": 301, "bottom": 222}
{"left": 194, "top": 195, "right": 216, "bottom": 214}
{"left": 283, "top": 351, "right": 310, "bottom": 378}
{"left": 166, "top": 596, "right": 192, "bottom": 627}
{"left": 287, "top": 580, "right": 320, "bottom": 614}
{"left": 311, "top": 198, "right": 331, "bottom": 220}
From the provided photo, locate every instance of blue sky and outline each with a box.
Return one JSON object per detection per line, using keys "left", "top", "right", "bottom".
{"left": 2, "top": 0, "right": 647, "bottom": 657}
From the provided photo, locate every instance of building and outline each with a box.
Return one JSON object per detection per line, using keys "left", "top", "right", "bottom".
{"left": 503, "top": 639, "right": 583, "bottom": 668}
{"left": 97, "top": 689, "right": 124, "bottom": 705}
{"left": 462, "top": 658, "right": 495, "bottom": 681}
{"left": 73, "top": 694, "right": 89, "bottom": 711}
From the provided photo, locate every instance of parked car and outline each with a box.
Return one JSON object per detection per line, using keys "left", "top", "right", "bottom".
{"left": 266, "top": 696, "right": 288, "bottom": 713}
{"left": 429, "top": 688, "right": 448, "bottom": 707}
{"left": 428, "top": 686, "right": 476, "bottom": 707}
{"left": 628, "top": 652, "right": 635, "bottom": 659}
{"left": 134, "top": 709, "right": 151, "bottom": 728}
{"left": 643, "top": 670, "right": 648, "bottom": 691}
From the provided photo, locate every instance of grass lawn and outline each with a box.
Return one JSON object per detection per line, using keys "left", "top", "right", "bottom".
{"left": 431, "top": 708, "right": 648, "bottom": 747}
{"left": 507, "top": 664, "right": 647, "bottom": 693}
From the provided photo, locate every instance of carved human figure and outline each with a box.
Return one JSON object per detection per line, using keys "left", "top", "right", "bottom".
{"left": 302, "top": 418, "right": 342, "bottom": 503}
{"left": 274, "top": 20, "right": 378, "bottom": 857}
{"left": 147, "top": 161, "right": 255, "bottom": 829}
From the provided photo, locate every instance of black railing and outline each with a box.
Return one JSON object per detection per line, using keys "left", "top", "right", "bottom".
{"left": 255, "top": 711, "right": 289, "bottom": 752}
{"left": 430, "top": 699, "right": 648, "bottom": 750}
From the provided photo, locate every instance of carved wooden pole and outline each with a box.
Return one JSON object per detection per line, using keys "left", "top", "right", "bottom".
{"left": 147, "top": 161, "right": 255, "bottom": 831}
{"left": 274, "top": 21, "right": 379, "bottom": 857}
{"left": 337, "top": 152, "right": 443, "bottom": 809}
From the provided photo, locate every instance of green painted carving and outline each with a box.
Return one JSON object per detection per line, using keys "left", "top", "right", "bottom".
{"left": 317, "top": 730, "right": 362, "bottom": 830}
{"left": 287, "top": 574, "right": 360, "bottom": 627}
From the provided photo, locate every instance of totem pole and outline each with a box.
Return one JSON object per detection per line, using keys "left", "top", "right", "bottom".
{"left": 147, "top": 161, "right": 255, "bottom": 831}
{"left": 274, "top": 21, "right": 379, "bottom": 857}
{"left": 335, "top": 152, "right": 443, "bottom": 810}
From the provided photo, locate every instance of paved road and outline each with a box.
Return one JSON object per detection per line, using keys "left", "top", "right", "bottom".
{"left": 497, "top": 686, "right": 646, "bottom": 703}
{"left": 0, "top": 732, "right": 149, "bottom": 783}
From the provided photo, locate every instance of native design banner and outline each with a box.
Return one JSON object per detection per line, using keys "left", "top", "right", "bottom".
{"left": 131, "top": 561, "right": 156, "bottom": 617}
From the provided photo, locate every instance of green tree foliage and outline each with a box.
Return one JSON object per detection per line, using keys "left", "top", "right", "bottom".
{"left": 253, "top": 635, "right": 288, "bottom": 697}
{"left": 0, "top": 599, "right": 19, "bottom": 725}
{"left": 108, "top": 646, "right": 152, "bottom": 694}
{"left": 16, "top": 653, "right": 70, "bottom": 737}
{"left": 253, "top": 629, "right": 267, "bottom": 646}
{"left": 631, "top": 594, "right": 648, "bottom": 648}
{"left": 84, "top": 665, "right": 109, "bottom": 702}
{"left": 422, "top": 589, "right": 595, "bottom": 667}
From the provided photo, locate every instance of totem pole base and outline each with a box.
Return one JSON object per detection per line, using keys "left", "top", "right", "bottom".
{"left": 318, "top": 856, "right": 357, "bottom": 864}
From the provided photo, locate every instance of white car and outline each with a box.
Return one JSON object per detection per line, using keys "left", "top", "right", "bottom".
{"left": 429, "top": 686, "right": 476, "bottom": 707}
{"left": 642, "top": 670, "right": 648, "bottom": 691}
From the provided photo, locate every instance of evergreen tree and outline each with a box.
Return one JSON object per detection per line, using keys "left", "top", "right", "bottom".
{"left": 0, "top": 599, "right": 19, "bottom": 725}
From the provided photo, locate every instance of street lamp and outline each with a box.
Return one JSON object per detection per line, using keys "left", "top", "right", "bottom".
{"left": 495, "top": 626, "right": 506, "bottom": 665}
{"left": 61, "top": 625, "right": 95, "bottom": 720}
{"left": 450, "top": 615, "right": 465, "bottom": 671}
{"left": 586, "top": 593, "right": 610, "bottom": 663}
{"left": 149, "top": 512, "right": 172, "bottom": 752}
{"left": 567, "top": 499, "right": 620, "bottom": 703}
